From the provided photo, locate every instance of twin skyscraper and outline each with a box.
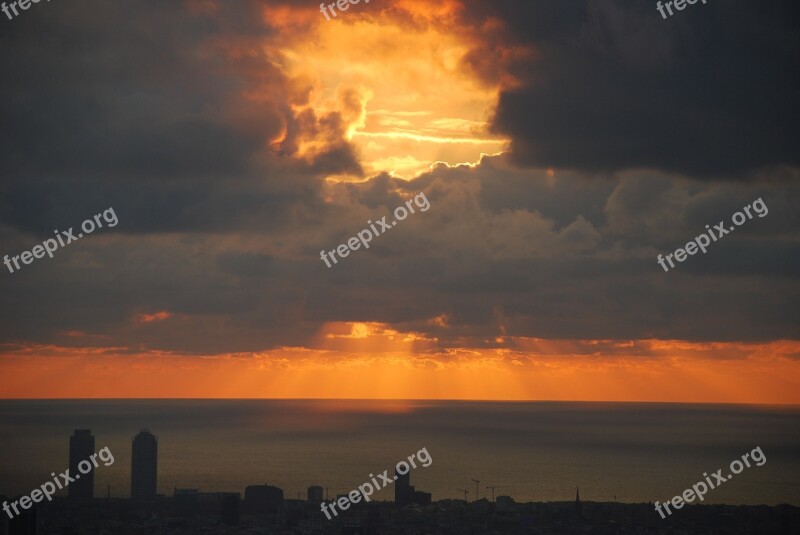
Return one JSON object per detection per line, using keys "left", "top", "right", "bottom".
{"left": 68, "top": 429, "right": 158, "bottom": 499}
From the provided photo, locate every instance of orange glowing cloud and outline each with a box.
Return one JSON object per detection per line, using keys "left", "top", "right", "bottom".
{"left": 135, "top": 311, "right": 173, "bottom": 324}
{"left": 257, "top": 0, "right": 511, "bottom": 178}
{"left": 313, "top": 322, "right": 438, "bottom": 353}
{"left": 393, "top": 0, "right": 464, "bottom": 21}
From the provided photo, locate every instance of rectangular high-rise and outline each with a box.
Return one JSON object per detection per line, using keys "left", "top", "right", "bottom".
{"left": 68, "top": 429, "right": 94, "bottom": 500}
{"left": 394, "top": 469, "right": 412, "bottom": 506}
{"left": 131, "top": 429, "right": 158, "bottom": 500}
{"left": 307, "top": 485, "right": 323, "bottom": 504}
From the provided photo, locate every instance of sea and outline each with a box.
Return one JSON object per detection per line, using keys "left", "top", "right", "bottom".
{"left": 1, "top": 400, "right": 798, "bottom": 505}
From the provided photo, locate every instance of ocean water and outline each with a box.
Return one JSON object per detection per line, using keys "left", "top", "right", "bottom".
{"left": 0, "top": 400, "right": 798, "bottom": 506}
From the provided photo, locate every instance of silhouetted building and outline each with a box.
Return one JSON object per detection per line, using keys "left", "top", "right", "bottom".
{"left": 131, "top": 429, "right": 158, "bottom": 500}
{"left": 6, "top": 507, "right": 37, "bottom": 535}
{"left": 19, "top": 493, "right": 800, "bottom": 534}
{"left": 244, "top": 484, "right": 283, "bottom": 514}
{"left": 340, "top": 527, "right": 379, "bottom": 535}
{"left": 174, "top": 488, "right": 200, "bottom": 516}
{"left": 395, "top": 469, "right": 412, "bottom": 506}
{"left": 307, "top": 485, "right": 323, "bottom": 504}
{"left": 68, "top": 430, "right": 94, "bottom": 499}
{"left": 413, "top": 490, "right": 431, "bottom": 506}
{"left": 219, "top": 493, "right": 239, "bottom": 526}
{"left": 496, "top": 495, "right": 515, "bottom": 512}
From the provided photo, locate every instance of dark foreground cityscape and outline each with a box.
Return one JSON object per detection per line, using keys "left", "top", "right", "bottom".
{"left": 3, "top": 493, "right": 800, "bottom": 535}
{"left": 2, "top": 429, "right": 799, "bottom": 534}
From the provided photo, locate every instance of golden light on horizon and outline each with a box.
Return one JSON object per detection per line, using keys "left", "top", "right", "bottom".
{"left": 2, "top": 339, "right": 799, "bottom": 404}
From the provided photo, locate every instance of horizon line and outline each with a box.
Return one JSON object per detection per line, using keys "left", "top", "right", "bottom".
{"left": 1, "top": 397, "right": 798, "bottom": 407}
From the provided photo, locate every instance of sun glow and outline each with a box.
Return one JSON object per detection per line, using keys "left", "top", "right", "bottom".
{"left": 3, "top": 338, "right": 800, "bottom": 403}
{"left": 261, "top": 1, "right": 509, "bottom": 178}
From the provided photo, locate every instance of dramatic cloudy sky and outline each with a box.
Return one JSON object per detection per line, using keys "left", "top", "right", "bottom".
{"left": 1, "top": 0, "right": 798, "bottom": 401}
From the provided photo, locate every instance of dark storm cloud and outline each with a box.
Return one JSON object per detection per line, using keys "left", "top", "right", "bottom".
{"left": 2, "top": 158, "right": 798, "bottom": 353}
{"left": 462, "top": 0, "right": 800, "bottom": 177}
{"left": 0, "top": 1, "right": 272, "bottom": 178}
{"left": 0, "top": 0, "right": 360, "bottom": 235}
{"left": 0, "top": 0, "right": 798, "bottom": 355}
{"left": 0, "top": 0, "right": 363, "bottom": 353}
{"left": 295, "top": 157, "right": 800, "bottom": 346}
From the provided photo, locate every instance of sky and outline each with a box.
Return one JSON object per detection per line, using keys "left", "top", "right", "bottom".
{"left": 0, "top": 0, "right": 798, "bottom": 402}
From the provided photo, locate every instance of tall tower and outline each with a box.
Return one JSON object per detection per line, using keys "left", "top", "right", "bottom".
{"left": 69, "top": 429, "right": 95, "bottom": 499}
{"left": 131, "top": 429, "right": 158, "bottom": 500}
{"left": 394, "top": 469, "right": 412, "bottom": 506}
{"left": 307, "top": 485, "right": 323, "bottom": 504}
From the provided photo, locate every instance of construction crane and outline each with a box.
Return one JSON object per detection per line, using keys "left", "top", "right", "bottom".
{"left": 456, "top": 489, "right": 469, "bottom": 502}
{"left": 471, "top": 479, "right": 480, "bottom": 501}
{"left": 485, "top": 485, "right": 510, "bottom": 503}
